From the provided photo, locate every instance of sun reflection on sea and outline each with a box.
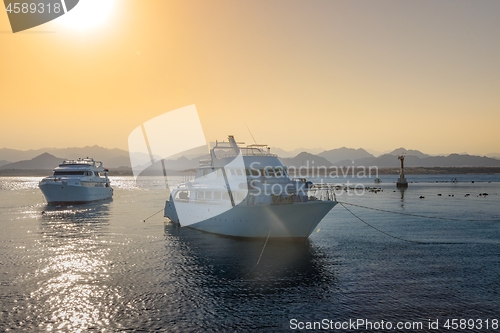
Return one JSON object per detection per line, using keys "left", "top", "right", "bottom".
{"left": 26, "top": 203, "right": 119, "bottom": 332}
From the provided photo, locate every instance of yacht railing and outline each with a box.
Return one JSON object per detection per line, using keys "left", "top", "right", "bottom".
{"left": 307, "top": 185, "right": 337, "bottom": 202}
{"left": 60, "top": 158, "right": 97, "bottom": 166}
{"left": 213, "top": 150, "right": 278, "bottom": 160}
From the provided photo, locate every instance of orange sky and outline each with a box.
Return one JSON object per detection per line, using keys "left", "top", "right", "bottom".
{"left": 1, "top": 0, "right": 499, "bottom": 155}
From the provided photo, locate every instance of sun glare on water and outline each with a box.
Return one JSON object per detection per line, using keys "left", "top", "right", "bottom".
{"left": 56, "top": 0, "right": 116, "bottom": 31}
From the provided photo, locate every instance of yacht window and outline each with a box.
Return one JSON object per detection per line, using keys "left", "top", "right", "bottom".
{"left": 275, "top": 167, "right": 284, "bottom": 177}
{"left": 236, "top": 169, "right": 243, "bottom": 176}
{"left": 251, "top": 169, "right": 260, "bottom": 177}
{"left": 213, "top": 191, "right": 222, "bottom": 200}
{"left": 53, "top": 171, "right": 85, "bottom": 176}
{"left": 230, "top": 169, "right": 236, "bottom": 176}
{"left": 197, "top": 191, "right": 204, "bottom": 199}
{"left": 265, "top": 167, "right": 274, "bottom": 177}
{"left": 245, "top": 169, "right": 250, "bottom": 176}
{"left": 222, "top": 191, "right": 229, "bottom": 200}
{"left": 217, "top": 168, "right": 223, "bottom": 177}
{"left": 205, "top": 192, "right": 213, "bottom": 200}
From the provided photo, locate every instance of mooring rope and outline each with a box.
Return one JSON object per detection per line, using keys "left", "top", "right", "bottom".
{"left": 337, "top": 202, "right": 488, "bottom": 244}
{"left": 142, "top": 208, "right": 164, "bottom": 222}
{"left": 256, "top": 228, "right": 272, "bottom": 265}
{"left": 245, "top": 228, "right": 273, "bottom": 277}
{"left": 338, "top": 202, "right": 427, "bottom": 244}
{"left": 337, "top": 201, "right": 500, "bottom": 222}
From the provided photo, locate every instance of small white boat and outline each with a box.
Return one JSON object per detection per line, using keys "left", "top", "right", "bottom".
{"left": 39, "top": 158, "right": 113, "bottom": 205}
{"left": 164, "top": 136, "right": 336, "bottom": 239}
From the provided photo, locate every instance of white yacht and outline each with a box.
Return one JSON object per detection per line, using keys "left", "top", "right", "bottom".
{"left": 164, "top": 136, "right": 337, "bottom": 239}
{"left": 39, "top": 158, "right": 113, "bottom": 205}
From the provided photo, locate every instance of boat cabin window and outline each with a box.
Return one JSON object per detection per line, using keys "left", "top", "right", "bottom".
{"left": 248, "top": 167, "right": 287, "bottom": 178}
{"left": 227, "top": 168, "right": 245, "bottom": 177}
{"left": 53, "top": 171, "right": 86, "bottom": 176}
{"left": 246, "top": 168, "right": 260, "bottom": 177}
{"left": 176, "top": 191, "right": 190, "bottom": 200}
{"left": 274, "top": 167, "right": 285, "bottom": 177}
{"left": 195, "top": 191, "right": 214, "bottom": 200}
{"left": 264, "top": 167, "right": 275, "bottom": 177}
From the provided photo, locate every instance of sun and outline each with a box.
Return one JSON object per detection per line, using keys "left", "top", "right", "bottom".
{"left": 56, "top": 0, "right": 116, "bottom": 31}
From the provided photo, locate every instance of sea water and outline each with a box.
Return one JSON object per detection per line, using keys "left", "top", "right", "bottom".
{"left": 0, "top": 175, "right": 499, "bottom": 332}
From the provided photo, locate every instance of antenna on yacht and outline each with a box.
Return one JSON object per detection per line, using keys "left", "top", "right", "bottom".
{"left": 245, "top": 122, "right": 257, "bottom": 144}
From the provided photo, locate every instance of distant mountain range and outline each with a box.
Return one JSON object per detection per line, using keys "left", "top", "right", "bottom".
{"left": 318, "top": 147, "right": 373, "bottom": 164}
{"left": 0, "top": 153, "right": 65, "bottom": 170}
{"left": 1, "top": 145, "right": 499, "bottom": 172}
{"left": 269, "top": 147, "right": 326, "bottom": 158}
{"left": 0, "top": 146, "right": 131, "bottom": 169}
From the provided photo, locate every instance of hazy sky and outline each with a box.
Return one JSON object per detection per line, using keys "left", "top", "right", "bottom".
{"left": 1, "top": 0, "right": 499, "bottom": 155}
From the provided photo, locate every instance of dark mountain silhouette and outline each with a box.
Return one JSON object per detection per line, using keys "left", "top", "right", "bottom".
{"left": 281, "top": 152, "right": 332, "bottom": 168}
{"left": 270, "top": 147, "right": 325, "bottom": 158}
{"left": 2, "top": 146, "right": 500, "bottom": 172}
{"left": 389, "top": 147, "right": 430, "bottom": 159}
{"left": 318, "top": 147, "right": 373, "bottom": 164}
{"left": 0, "top": 153, "right": 66, "bottom": 170}
{"left": 166, "top": 145, "right": 209, "bottom": 160}
{"left": 107, "top": 155, "right": 133, "bottom": 168}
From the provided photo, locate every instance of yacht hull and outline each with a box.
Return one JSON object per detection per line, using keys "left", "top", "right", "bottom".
{"left": 165, "top": 200, "right": 336, "bottom": 239}
{"left": 40, "top": 183, "right": 113, "bottom": 205}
